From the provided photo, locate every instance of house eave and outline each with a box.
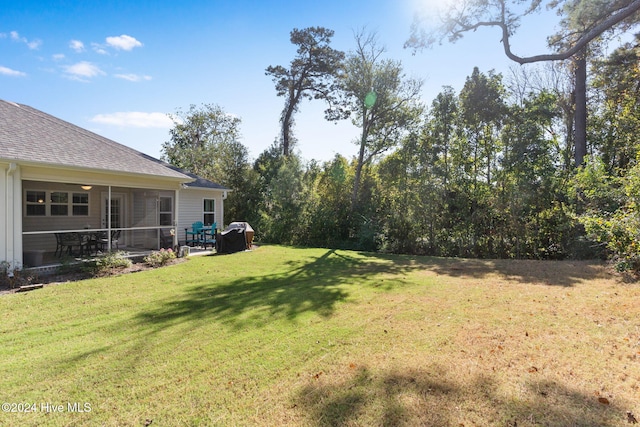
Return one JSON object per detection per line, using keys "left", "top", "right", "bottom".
{"left": 3, "top": 158, "right": 195, "bottom": 190}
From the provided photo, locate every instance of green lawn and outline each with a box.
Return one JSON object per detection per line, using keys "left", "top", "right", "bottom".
{"left": 0, "top": 246, "right": 638, "bottom": 426}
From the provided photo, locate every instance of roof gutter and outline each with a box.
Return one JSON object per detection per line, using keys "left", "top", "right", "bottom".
{"left": 0, "top": 159, "right": 194, "bottom": 186}
{"left": 3, "top": 157, "right": 195, "bottom": 186}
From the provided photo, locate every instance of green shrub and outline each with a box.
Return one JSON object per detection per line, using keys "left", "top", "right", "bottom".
{"left": 143, "top": 248, "right": 176, "bottom": 267}
{"left": 92, "top": 251, "right": 132, "bottom": 273}
{"left": 573, "top": 157, "right": 640, "bottom": 272}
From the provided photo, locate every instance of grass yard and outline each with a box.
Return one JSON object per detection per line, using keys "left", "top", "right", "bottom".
{"left": 0, "top": 245, "right": 638, "bottom": 426}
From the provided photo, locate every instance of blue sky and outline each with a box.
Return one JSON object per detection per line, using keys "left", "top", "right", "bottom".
{"left": 1, "top": 0, "right": 563, "bottom": 163}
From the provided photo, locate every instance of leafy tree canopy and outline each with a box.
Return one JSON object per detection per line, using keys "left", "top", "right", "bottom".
{"left": 265, "top": 27, "right": 345, "bottom": 157}
{"left": 161, "top": 103, "right": 243, "bottom": 185}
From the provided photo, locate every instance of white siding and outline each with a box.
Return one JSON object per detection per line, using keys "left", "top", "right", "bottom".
{"left": 177, "top": 188, "right": 226, "bottom": 245}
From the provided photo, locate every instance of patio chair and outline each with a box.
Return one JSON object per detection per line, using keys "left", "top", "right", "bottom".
{"left": 54, "top": 233, "right": 65, "bottom": 257}
{"left": 202, "top": 222, "right": 217, "bottom": 249}
{"left": 94, "top": 231, "right": 108, "bottom": 252}
{"left": 97, "top": 230, "right": 120, "bottom": 252}
{"left": 185, "top": 221, "right": 204, "bottom": 247}
{"left": 60, "top": 232, "right": 90, "bottom": 257}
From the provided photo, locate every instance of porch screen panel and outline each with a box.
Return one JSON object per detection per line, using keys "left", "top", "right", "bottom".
{"left": 132, "top": 190, "right": 160, "bottom": 249}
{"left": 132, "top": 191, "right": 159, "bottom": 226}
{"left": 105, "top": 198, "right": 122, "bottom": 228}
{"left": 159, "top": 196, "right": 172, "bottom": 226}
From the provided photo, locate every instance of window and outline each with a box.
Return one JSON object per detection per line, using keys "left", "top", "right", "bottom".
{"left": 25, "top": 191, "right": 46, "bottom": 216}
{"left": 72, "top": 193, "right": 89, "bottom": 216}
{"left": 203, "top": 199, "right": 215, "bottom": 226}
{"left": 159, "top": 196, "right": 173, "bottom": 226}
{"left": 24, "top": 190, "right": 89, "bottom": 217}
{"left": 50, "top": 192, "right": 68, "bottom": 216}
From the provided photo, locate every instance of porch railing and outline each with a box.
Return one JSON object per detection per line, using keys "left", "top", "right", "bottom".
{"left": 23, "top": 226, "right": 176, "bottom": 254}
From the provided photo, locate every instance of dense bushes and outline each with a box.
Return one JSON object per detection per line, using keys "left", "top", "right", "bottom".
{"left": 165, "top": 48, "right": 640, "bottom": 271}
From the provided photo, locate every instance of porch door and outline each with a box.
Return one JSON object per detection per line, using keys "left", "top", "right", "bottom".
{"left": 101, "top": 194, "right": 126, "bottom": 246}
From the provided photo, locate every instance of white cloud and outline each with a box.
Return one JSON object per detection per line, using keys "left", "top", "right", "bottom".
{"left": 52, "top": 53, "right": 65, "bottom": 61}
{"left": 0, "top": 65, "right": 26, "bottom": 77}
{"left": 27, "top": 39, "right": 42, "bottom": 50}
{"left": 114, "top": 73, "right": 152, "bottom": 82}
{"left": 90, "top": 112, "right": 172, "bottom": 128}
{"left": 91, "top": 35, "right": 142, "bottom": 55}
{"left": 105, "top": 35, "right": 142, "bottom": 51}
{"left": 63, "top": 61, "right": 105, "bottom": 81}
{"left": 91, "top": 42, "right": 109, "bottom": 55}
{"left": 69, "top": 39, "right": 85, "bottom": 52}
{"left": 9, "top": 30, "right": 41, "bottom": 50}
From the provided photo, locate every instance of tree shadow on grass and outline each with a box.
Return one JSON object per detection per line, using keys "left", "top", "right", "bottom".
{"left": 425, "top": 257, "right": 608, "bottom": 287}
{"left": 350, "top": 252, "right": 608, "bottom": 287}
{"left": 294, "top": 364, "right": 631, "bottom": 426}
{"left": 135, "top": 250, "right": 612, "bottom": 332}
{"left": 135, "top": 249, "right": 418, "bottom": 330}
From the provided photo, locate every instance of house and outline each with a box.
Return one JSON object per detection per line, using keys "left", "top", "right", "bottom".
{"left": 0, "top": 100, "right": 229, "bottom": 271}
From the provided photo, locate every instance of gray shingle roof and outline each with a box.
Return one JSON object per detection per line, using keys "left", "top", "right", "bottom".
{"left": 0, "top": 99, "right": 189, "bottom": 180}
{"left": 165, "top": 164, "right": 231, "bottom": 190}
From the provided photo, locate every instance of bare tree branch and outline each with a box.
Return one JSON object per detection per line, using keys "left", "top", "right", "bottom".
{"left": 443, "top": 0, "right": 640, "bottom": 64}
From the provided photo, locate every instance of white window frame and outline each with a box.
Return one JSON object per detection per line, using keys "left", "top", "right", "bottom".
{"left": 25, "top": 190, "right": 47, "bottom": 216}
{"left": 24, "top": 190, "right": 90, "bottom": 217}
{"left": 203, "top": 198, "right": 215, "bottom": 226}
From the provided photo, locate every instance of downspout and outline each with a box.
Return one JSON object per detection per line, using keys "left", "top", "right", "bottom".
{"left": 5, "top": 163, "right": 17, "bottom": 274}
{"left": 221, "top": 190, "right": 228, "bottom": 229}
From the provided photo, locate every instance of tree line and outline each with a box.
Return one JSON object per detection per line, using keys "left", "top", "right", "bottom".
{"left": 162, "top": 1, "right": 640, "bottom": 272}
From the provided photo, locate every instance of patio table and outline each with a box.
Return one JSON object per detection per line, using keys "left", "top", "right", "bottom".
{"left": 185, "top": 225, "right": 216, "bottom": 249}
{"left": 59, "top": 232, "right": 94, "bottom": 257}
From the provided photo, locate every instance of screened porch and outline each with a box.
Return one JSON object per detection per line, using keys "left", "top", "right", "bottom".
{"left": 21, "top": 180, "right": 179, "bottom": 267}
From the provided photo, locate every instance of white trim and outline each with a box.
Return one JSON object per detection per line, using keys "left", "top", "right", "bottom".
{"left": 18, "top": 163, "right": 188, "bottom": 191}
{"left": 3, "top": 163, "right": 22, "bottom": 272}
{"left": 11, "top": 158, "right": 192, "bottom": 185}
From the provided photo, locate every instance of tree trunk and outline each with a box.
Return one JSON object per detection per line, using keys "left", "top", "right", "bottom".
{"left": 281, "top": 89, "right": 302, "bottom": 157}
{"left": 574, "top": 49, "right": 588, "bottom": 167}
{"left": 352, "top": 108, "right": 372, "bottom": 212}
{"left": 282, "top": 125, "right": 291, "bottom": 157}
{"left": 281, "top": 103, "right": 293, "bottom": 157}
{"left": 352, "top": 133, "right": 367, "bottom": 211}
